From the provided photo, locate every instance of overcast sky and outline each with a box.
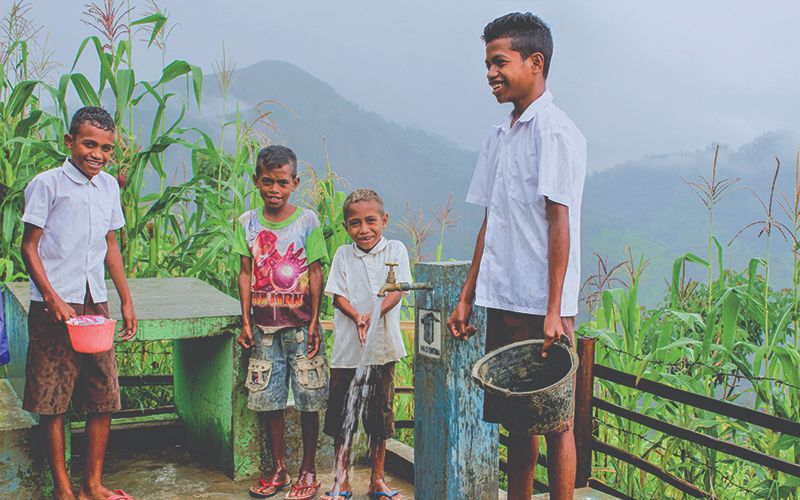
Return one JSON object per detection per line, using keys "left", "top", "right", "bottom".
{"left": 17, "top": 0, "right": 800, "bottom": 172}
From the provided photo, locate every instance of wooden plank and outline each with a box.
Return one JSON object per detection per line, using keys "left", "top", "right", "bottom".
{"left": 575, "top": 337, "right": 596, "bottom": 487}
{"left": 593, "top": 439, "right": 709, "bottom": 497}
{"left": 587, "top": 478, "right": 637, "bottom": 500}
{"left": 595, "top": 397, "right": 800, "bottom": 478}
{"left": 111, "top": 405, "right": 175, "bottom": 419}
{"left": 320, "top": 319, "right": 414, "bottom": 331}
{"left": 118, "top": 375, "right": 173, "bottom": 387}
{"left": 595, "top": 364, "right": 800, "bottom": 437}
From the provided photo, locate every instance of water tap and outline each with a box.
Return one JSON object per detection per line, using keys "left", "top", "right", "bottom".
{"left": 377, "top": 262, "right": 432, "bottom": 297}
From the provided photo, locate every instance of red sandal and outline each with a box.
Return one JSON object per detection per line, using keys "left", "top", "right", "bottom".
{"left": 249, "top": 475, "right": 292, "bottom": 498}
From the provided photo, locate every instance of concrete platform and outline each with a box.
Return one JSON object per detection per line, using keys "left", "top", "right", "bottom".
{"left": 84, "top": 444, "right": 415, "bottom": 499}
{"left": 0, "top": 379, "right": 52, "bottom": 498}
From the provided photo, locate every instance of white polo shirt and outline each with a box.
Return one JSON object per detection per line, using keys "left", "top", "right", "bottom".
{"left": 466, "top": 91, "right": 586, "bottom": 316}
{"left": 325, "top": 238, "right": 412, "bottom": 368}
{"left": 22, "top": 159, "right": 125, "bottom": 304}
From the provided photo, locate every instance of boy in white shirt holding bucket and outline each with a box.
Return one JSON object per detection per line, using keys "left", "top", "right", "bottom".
{"left": 321, "top": 189, "right": 411, "bottom": 500}
{"left": 447, "top": 13, "right": 587, "bottom": 500}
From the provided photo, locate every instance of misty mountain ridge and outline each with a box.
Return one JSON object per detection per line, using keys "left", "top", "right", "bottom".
{"left": 154, "top": 59, "right": 797, "bottom": 307}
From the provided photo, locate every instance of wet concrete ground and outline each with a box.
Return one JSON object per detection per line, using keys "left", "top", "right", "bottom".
{"left": 85, "top": 444, "right": 415, "bottom": 499}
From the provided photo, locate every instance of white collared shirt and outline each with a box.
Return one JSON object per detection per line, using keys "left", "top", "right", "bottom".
{"left": 325, "top": 238, "right": 411, "bottom": 368}
{"left": 22, "top": 159, "right": 125, "bottom": 303}
{"left": 466, "top": 91, "right": 586, "bottom": 316}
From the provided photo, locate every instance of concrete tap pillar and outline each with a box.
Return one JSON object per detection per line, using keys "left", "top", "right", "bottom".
{"left": 413, "top": 262, "right": 499, "bottom": 499}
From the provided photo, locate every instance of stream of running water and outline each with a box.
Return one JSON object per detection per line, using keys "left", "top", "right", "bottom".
{"left": 330, "top": 297, "right": 384, "bottom": 496}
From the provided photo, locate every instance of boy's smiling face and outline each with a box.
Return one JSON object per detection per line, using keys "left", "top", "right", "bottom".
{"left": 64, "top": 121, "right": 115, "bottom": 178}
{"left": 253, "top": 163, "right": 299, "bottom": 213}
{"left": 344, "top": 200, "right": 388, "bottom": 252}
{"left": 485, "top": 36, "right": 543, "bottom": 107}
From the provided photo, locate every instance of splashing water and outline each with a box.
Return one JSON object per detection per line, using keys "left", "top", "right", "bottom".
{"left": 331, "top": 297, "right": 384, "bottom": 496}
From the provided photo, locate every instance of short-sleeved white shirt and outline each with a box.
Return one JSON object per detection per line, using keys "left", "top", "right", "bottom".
{"left": 22, "top": 159, "right": 125, "bottom": 303}
{"left": 466, "top": 91, "right": 586, "bottom": 316}
{"left": 325, "top": 238, "right": 412, "bottom": 368}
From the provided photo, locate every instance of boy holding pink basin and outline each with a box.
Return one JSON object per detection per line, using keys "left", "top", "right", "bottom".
{"left": 20, "top": 106, "right": 137, "bottom": 500}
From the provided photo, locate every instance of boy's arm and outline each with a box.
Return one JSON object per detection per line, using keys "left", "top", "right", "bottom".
{"left": 447, "top": 211, "right": 487, "bottom": 340}
{"left": 543, "top": 199, "right": 570, "bottom": 357}
{"left": 380, "top": 291, "right": 403, "bottom": 317}
{"left": 21, "top": 223, "right": 76, "bottom": 322}
{"left": 307, "top": 260, "right": 323, "bottom": 358}
{"left": 236, "top": 255, "right": 255, "bottom": 349}
{"left": 332, "top": 294, "right": 359, "bottom": 323}
{"left": 105, "top": 230, "right": 137, "bottom": 340}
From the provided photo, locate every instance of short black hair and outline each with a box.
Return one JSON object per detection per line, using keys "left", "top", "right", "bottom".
{"left": 69, "top": 106, "right": 115, "bottom": 136}
{"left": 255, "top": 145, "right": 298, "bottom": 177}
{"left": 483, "top": 12, "right": 553, "bottom": 79}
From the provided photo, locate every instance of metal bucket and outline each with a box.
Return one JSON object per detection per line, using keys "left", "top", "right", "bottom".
{"left": 471, "top": 337, "right": 579, "bottom": 435}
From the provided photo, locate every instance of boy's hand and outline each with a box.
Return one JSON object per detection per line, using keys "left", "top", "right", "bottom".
{"left": 307, "top": 321, "right": 321, "bottom": 358}
{"left": 238, "top": 325, "right": 255, "bottom": 349}
{"left": 448, "top": 300, "right": 476, "bottom": 341}
{"left": 356, "top": 312, "right": 371, "bottom": 346}
{"left": 45, "top": 296, "right": 77, "bottom": 324}
{"left": 118, "top": 301, "right": 137, "bottom": 341}
{"left": 542, "top": 312, "right": 564, "bottom": 358}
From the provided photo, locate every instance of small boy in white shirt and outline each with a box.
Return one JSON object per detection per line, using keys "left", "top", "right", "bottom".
{"left": 321, "top": 189, "right": 411, "bottom": 500}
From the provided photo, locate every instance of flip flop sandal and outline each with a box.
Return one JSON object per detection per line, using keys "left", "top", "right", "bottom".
{"left": 368, "top": 491, "right": 400, "bottom": 499}
{"left": 284, "top": 480, "right": 321, "bottom": 500}
{"left": 322, "top": 492, "right": 353, "bottom": 500}
{"left": 104, "top": 490, "right": 133, "bottom": 500}
{"left": 249, "top": 476, "right": 292, "bottom": 498}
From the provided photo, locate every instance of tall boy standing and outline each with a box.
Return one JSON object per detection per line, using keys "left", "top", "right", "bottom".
{"left": 21, "top": 106, "right": 137, "bottom": 500}
{"left": 447, "top": 13, "right": 586, "bottom": 500}
{"left": 235, "top": 145, "right": 329, "bottom": 500}
{"left": 321, "top": 189, "right": 410, "bottom": 500}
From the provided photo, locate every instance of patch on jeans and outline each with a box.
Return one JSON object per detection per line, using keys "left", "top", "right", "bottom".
{"left": 246, "top": 358, "right": 272, "bottom": 392}
{"left": 295, "top": 356, "right": 327, "bottom": 389}
{"left": 295, "top": 330, "right": 305, "bottom": 343}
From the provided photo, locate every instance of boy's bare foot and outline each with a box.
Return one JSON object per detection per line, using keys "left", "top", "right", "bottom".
{"left": 321, "top": 479, "right": 353, "bottom": 499}
{"left": 77, "top": 483, "right": 129, "bottom": 500}
{"left": 368, "top": 478, "right": 401, "bottom": 499}
{"left": 53, "top": 486, "right": 76, "bottom": 500}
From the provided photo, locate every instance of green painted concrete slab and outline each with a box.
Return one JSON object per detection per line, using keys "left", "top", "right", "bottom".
{"left": 5, "top": 278, "right": 241, "bottom": 341}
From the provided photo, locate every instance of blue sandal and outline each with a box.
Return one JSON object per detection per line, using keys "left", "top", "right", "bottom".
{"left": 368, "top": 491, "right": 399, "bottom": 499}
{"left": 322, "top": 491, "right": 352, "bottom": 500}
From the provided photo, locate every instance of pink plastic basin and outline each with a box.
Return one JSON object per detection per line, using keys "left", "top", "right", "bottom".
{"left": 66, "top": 316, "right": 116, "bottom": 353}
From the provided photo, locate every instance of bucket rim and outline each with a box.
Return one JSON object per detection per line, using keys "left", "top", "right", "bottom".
{"left": 470, "top": 338, "right": 579, "bottom": 398}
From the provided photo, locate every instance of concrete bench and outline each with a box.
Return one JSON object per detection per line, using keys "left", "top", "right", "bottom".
{"left": 2, "top": 278, "right": 351, "bottom": 481}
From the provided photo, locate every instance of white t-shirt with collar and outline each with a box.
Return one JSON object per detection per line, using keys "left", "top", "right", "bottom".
{"left": 466, "top": 91, "right": 587, "bottom": 317}
{"left": 325, "top": 237, "right": 412, "bottom": 368}
{"left": 22, "top": 159, "right": 125, "bottom": 304}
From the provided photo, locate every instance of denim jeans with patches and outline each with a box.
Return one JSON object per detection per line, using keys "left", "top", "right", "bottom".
{"left": 246, "top": 325, "right": 328, "bottom": 412}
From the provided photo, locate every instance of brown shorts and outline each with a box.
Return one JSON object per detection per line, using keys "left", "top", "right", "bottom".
{"left": 323, "top": 362, "right": 395, "bottom": 441}
{"left": 483, "top": 308, "right": 575, "bottom": 434}
{"left": 22, "top": 295, "right": 120, "bottom": 416}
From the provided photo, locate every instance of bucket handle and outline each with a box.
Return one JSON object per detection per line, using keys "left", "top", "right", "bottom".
{"left": 557, "top": 334, "right": 572, "bottom": 349}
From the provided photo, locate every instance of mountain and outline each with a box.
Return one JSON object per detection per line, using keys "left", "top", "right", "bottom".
{"left": 157, "top": 60, "right": 797, "bottom": 309}
{"left": 174, "top": 60, "right": 484, "bottom": 258}
{"left": 582, "top": 131, "right": 799, "bottom": 306}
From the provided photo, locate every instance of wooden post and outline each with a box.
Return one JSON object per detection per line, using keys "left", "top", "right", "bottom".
{"left": 414, "top": 262, "right": 499, "bottom": 499}
{"left": 574, "top": 336, "right": 596, "bottom": 487}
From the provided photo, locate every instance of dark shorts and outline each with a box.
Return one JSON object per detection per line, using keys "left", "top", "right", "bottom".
{"left": 323, "top": 362, "right": 395, "bottom": 441}
{"left": 22, "top": 295, "right": 120, "bottom": 416}
{"left": 483, "top": 308, "right": 575, "bottom": 435}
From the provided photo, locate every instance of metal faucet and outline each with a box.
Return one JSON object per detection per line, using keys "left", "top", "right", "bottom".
{"left": 377, "top": 262, "right": 432, "bottom": 297}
